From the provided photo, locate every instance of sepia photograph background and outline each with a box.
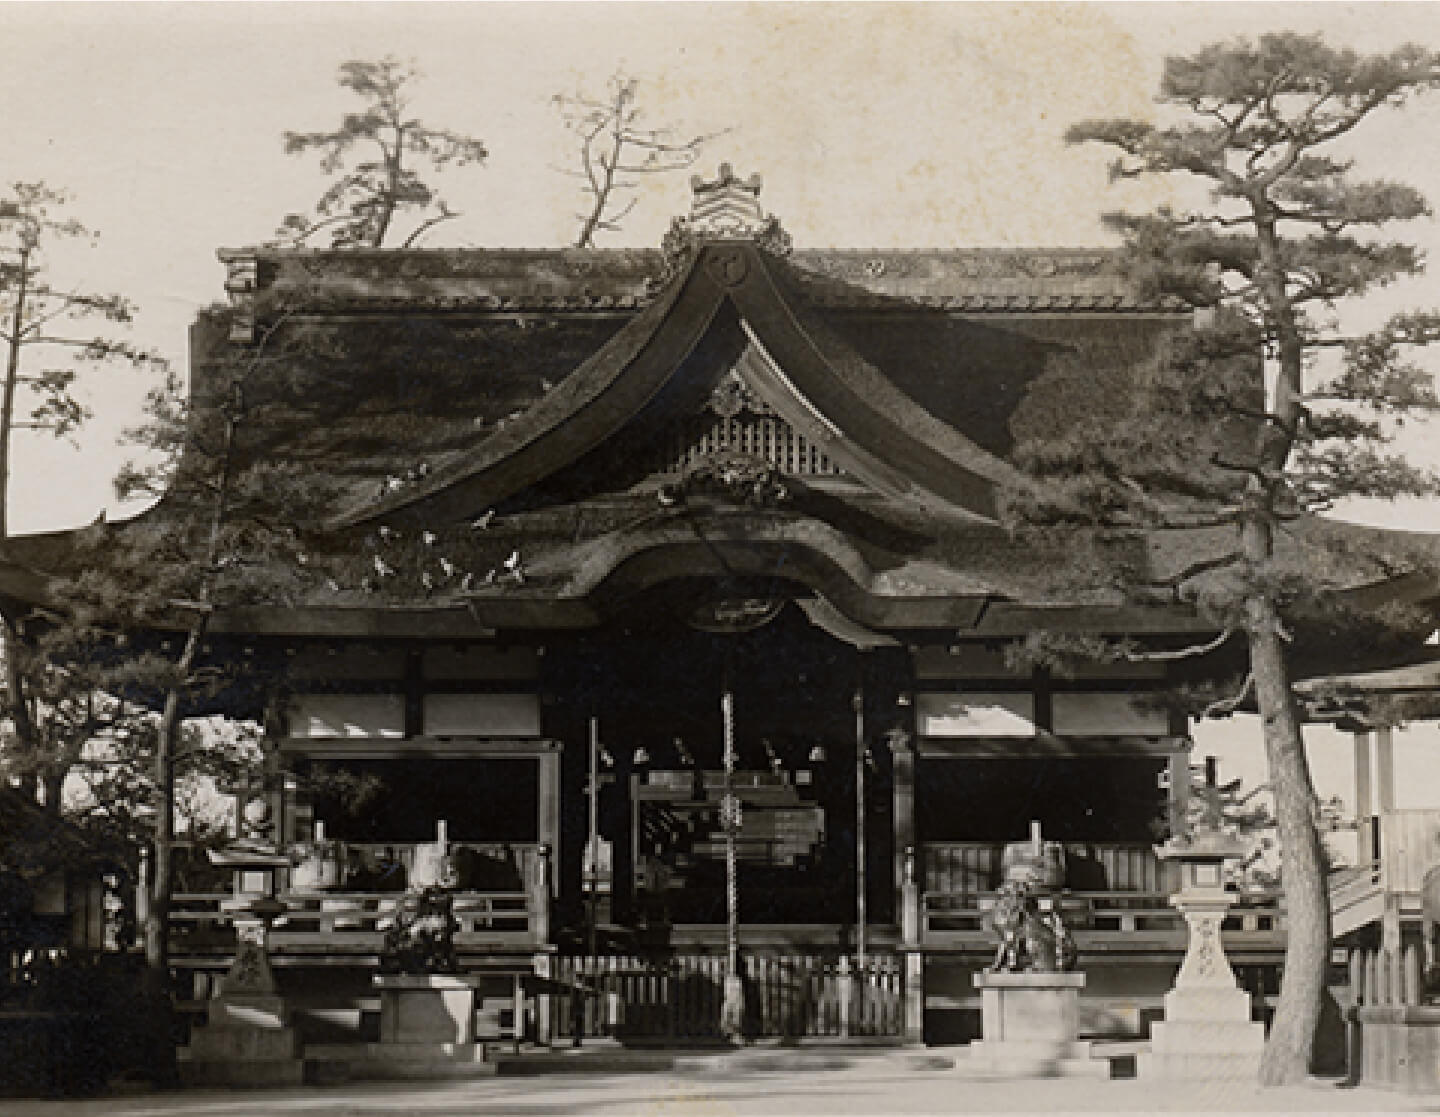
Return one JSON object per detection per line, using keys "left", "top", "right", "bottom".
{"left": 4, "top": 0, "right": 1440, "bottom": 833}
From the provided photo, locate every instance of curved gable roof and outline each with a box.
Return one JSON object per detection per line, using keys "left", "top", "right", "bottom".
{"left": 327, "top": 242, "right": 1028, "bottom": 530}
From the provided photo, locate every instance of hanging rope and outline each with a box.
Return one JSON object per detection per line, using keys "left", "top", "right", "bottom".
{"left": 721, "top": 685, "right": 744, "bottom": 1040}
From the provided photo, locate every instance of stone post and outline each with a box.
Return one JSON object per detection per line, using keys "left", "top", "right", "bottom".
{"left": 837, "top": 954, "right": 853, "bottom": 1039}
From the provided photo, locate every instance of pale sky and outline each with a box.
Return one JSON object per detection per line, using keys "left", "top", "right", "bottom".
{"left": 5, "top": 1, "right": 1440, "bottom": 818}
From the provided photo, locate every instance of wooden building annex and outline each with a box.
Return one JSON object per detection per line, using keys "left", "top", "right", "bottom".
{"left": 5, "top": 167, "right": 1439, "bottom": 1050}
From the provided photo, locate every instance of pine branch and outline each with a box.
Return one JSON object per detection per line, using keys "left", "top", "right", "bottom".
{"left": 1201, "top": 672, "right": 1256, "bottom": 718}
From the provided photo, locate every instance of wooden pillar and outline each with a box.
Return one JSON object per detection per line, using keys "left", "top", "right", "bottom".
{"left": 533, "top": 952, "right": 553, "bottom": 1046}
{"left": 537, "top": 744, "right": 561, "bottom": 893}
{"left": 1354, "top": 730, "right": 1374, "bottom": 863}
{"left": 1375, "top": 725, "right": 1396, "bottom": 815}
{"left": 899, "top": 843, "right": 925, "bottom": 1045}
{"left": 1376, "top": 725, "right": 1396, "bottom": 947}
{"left": 853, "top": 684, "right": 867, "bottom": 981}
{"left": 533, "top": 844, "right": 551, "bottom": 941}
{"left": 892, "top": 733, "right": 916, "bottom": 930}
{"left": 902, "top": 948, "right": 924, "bottom": 1045}
{"left": 1167, "top": 747, "right": 1193, "bottom": 838}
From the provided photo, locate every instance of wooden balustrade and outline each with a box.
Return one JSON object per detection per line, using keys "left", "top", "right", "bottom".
{"left": 168, "top": 887, "right": 545, "bottom": 960}
{"left": 923, "top": 841, "right": 1179, "bottom": 902}
{"left": 169, "top": 840, "right": 553, "bottom": 963}
{"left": 921, "top": 887, "right": 1284, "bottom": 945}
{"left": 1349, "top": 944, "right": 1425, "bottom": 1009}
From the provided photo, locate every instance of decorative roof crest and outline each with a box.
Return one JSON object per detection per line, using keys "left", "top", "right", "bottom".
{"left": 655, "top": 165, "right": 791, "bottom": 289}
{"left": 689, "top": 164, "right": 767, "bottom": 238}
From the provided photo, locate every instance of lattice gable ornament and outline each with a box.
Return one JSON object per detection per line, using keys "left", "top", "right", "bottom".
{"left": 650, "top": 364, "right": 840, "bottom": 479}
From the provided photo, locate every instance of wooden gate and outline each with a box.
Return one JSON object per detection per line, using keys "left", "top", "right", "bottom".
{"left": 551, "top": 950, "right": 902, "bottom": 1042}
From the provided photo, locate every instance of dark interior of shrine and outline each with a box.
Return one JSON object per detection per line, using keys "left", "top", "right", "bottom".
{"left": 916, "top": 757, "right": 1167, "bottom": 846}
{"left": 300, "top": 757, "right": 540, "bottom": 844}
{"left": 547, "top": 593, "right": 910, "bottom": 928}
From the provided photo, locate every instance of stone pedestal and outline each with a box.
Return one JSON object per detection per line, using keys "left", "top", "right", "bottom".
{"left": 365, "top": 974, "right": 495, "bottom": 1079}
{"left": 1140, "top": 834, "right": 1265, "bottom": 1080}
{"left": 1142, "top": 983, "right": 1265, "bottom": 1080}
{"left": 964, "top": 972, "right": 1106, "bottom": 1078}
{"left": 180, "top": 909, "right": 305, "bottom": 1087}
{"left": 182, "top": 991, "right": 304, "bottom": 1087}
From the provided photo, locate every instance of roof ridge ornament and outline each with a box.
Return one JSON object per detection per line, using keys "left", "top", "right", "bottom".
{"left": 655, "top": 164, "right": 792, "bottom": 290}
{"left": 689, "top": 163, "right": 766, "bottom": 236}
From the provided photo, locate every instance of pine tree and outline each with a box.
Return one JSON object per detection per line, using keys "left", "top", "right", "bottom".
{"left": 1014, "top": 34, "right": 1440, "bottom": 1084}
{"left": 278, "top": 57, "right": 488, "bottom": 248}
{"left": 41, "top": 300, "right": 340, "bottom": 1079}
{"left": 0, "top": 182, "right": 162, "bottom": 807}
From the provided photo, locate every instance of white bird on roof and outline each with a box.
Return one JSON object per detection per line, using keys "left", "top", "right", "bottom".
{"left": 470, "top": 509, "right": 496, "bottom": 530}
{"left": 373, "top": 555, "right": 396, "bottom": 578}
{"left": 503, "top": 550, "right": 525, "bottom": 583}
{"left": 439, "top": 557, "right": 457, "bottom": 579}
{"left": 460, "top": 572, "right": 475, "bottom": 591}
{"left": 377, "top": 526, "right": 398, "bottom": 542}
{"left": 422, "top": 531, "right": 438, "bottom": 547}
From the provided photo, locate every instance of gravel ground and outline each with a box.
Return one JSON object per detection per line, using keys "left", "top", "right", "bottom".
{"left": 5, "top": 1056, "right": 1438, "bottom": 1117}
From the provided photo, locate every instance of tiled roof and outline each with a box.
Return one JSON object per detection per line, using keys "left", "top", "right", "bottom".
{"left": 219, "top": 246, "right": 1180, "bottom": 313}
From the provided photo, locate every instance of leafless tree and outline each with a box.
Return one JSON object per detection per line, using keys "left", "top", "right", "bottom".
{"left": 555, "top": 73, "right": 726, "bottom": 248}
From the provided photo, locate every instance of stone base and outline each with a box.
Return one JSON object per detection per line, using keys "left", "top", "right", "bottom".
{"left": 180, "top": 1056, "right": 306, "bottom": 1088}
{"left": 965, "top": 971, "right": 1104, "bottom": 1078}
{"left": 179, "top": 993, "right": 304, "bottom": 1087}
{"left": 1358, "top": 1004, "right": 1440, "bottom": 1093}
{"left": 960, "top": 1038, "right": 1109, "bottom": 1079}
{"left": 1139, "top": 986, "right": 1265, "bottom": 1080}
{"left": 376, "top": 973, "right": 492, "bottom": 1045}
{"left": 303, "top": 1041, "right": 498, "bottom": 1083}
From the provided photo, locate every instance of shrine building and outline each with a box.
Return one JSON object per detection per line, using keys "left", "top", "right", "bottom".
{"left": 6, "top": 167, "right": 1439, "bottom": 1050}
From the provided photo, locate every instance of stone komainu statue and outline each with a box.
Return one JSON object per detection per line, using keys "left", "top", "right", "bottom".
{"left": 986, "top": 878, "right": 1076, "bottom": 974}
{"left": 380, "top": 843, "right": 460, "bottom": 974}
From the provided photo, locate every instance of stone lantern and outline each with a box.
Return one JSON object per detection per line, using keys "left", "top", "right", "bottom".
{"left": 179, "top": 835, "right": 303, "bottom": 1086}
{"left": 1141, "top": 825, "right": 1265, "bottom": 1078}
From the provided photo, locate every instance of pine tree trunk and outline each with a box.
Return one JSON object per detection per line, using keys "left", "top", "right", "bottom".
{"left": 1244, "top": 196, "right": 1330, "bottom": 1086}
{"left": 1, "top": 249, "right": 36, "bottom": 794}
{"left": 132, "top": 375, "right": 237, "bottom": 1082}
{"left": 136, "top": 679, "right": 184, "bottom": 1086}
{"left": 1250, "top": 594, "right": 1330, "bottom": 1085}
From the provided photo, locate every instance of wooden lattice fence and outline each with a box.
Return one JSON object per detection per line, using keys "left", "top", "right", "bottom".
{"left": 551, "top": 950, "right": 902, "bottom": 1041}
